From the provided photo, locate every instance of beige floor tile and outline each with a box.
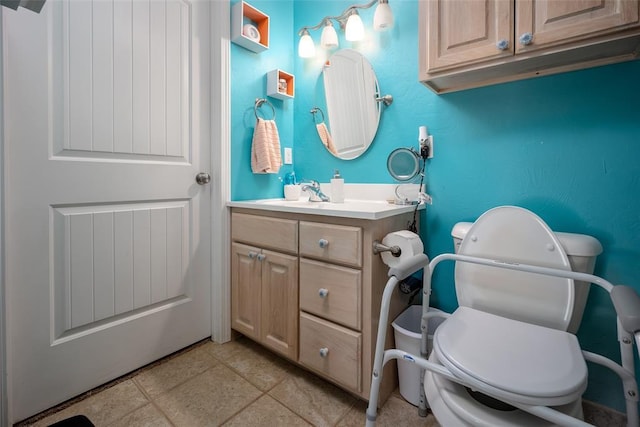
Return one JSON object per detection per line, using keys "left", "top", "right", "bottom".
{"left": 222, "top": 394, "right": 312, "bottom": 427}
{"left": 204, "top": 338, "right": 296, "bottom": 391}
{"left": 154, "top": 363, "right": 262, "bottom": 427}
{"left": 29, "top": 380, "right": 148, "bottom": 427}
{"left": 107, "top": 403, "right": 172, "bottom": 427}
{"left": 202, "top": 338, "right": 249, "bottom": 362}
{"left": 268, "top": 369, "right": 357, "bottom": 427}
{"left": 337, "top": 396, "right": 440, "bottom": 427}
{"left": 135, "top": 346, "right": 218, "bottom": 397}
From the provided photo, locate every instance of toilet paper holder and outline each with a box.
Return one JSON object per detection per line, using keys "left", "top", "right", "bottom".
{"left": 372, "top": 241, "right": 402, "bottom": 257}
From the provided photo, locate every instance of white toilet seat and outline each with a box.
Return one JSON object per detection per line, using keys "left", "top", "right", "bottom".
{"left": 433, "top": 307, "right": 588, "bottom": 406}
{"left": 425, "top": 351, "right": 584, "bottom": 427}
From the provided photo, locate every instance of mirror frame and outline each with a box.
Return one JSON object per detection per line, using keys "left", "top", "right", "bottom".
{"left": 314, "top": 49, "right": 382, "bottom": 160}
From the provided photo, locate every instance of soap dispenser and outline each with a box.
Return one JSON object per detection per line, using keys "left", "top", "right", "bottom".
{"left": 331, "top": 170, "right": 344, "bottom": 203}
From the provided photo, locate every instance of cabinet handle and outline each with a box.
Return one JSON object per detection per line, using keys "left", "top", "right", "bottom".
{"left": 318, "top": 239, "right": 329, "bottom": 248}
{"left": 319, "top": 347, "right": 329, "bottom": 358}
{"left": 257, "top": 253, "right": 266, "bottom": 262}
{"left": 318, "top": 288, "right": 329, "bottom": 298}
{"left": 248, "top": 251, "right": 258, "bottom": 259}
{"left": 496, "top": 39, "right": 509, "bottom": 51}
{"left": 519, "top": 32, "right": 533, "bottom": 46}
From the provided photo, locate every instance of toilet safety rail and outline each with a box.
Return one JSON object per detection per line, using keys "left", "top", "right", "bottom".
{"left": 366, "top": 253, "right": 640, "bottom": 427}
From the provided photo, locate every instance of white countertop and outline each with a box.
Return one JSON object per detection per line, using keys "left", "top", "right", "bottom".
{"left": 227, "top": 198, "right": 424, "bottom": 220}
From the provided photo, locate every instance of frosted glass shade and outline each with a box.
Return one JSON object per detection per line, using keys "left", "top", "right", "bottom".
{"left": 298, "top": 32, "right": 316, "bottom": 58}
{"left": 320, "top": 22, "right": 339, "bottom": 49}
{"left": 373, "top": 2, "right": 394, "bottom": 31}
{"left": 345, "top": 11, "right": 364, "bottom": 41}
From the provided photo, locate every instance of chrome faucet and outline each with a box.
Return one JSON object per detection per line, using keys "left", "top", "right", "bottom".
{"left": 300, "top": 180, "right": 330, "bottom": 202}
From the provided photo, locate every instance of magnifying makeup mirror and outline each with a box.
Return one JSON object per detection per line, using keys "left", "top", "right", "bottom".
{"left": 387, "top": 148, "right": 421, "bottom": 182}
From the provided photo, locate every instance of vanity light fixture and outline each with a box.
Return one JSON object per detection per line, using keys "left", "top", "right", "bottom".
{"left": 297, "top": 0, "right": 394, "bottom": 58}
{"left": 298, "top": 29, "right": 316, "bottom": 58}
{"left": 320, "top": 19, "right": 339, "bottom": 49}
{"left": 345, "top": 9, "right": 365, "bottom": 41}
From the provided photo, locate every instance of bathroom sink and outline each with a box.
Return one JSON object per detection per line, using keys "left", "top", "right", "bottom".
{"left": 228, "top": 198, "right": 423, "bottom": 220}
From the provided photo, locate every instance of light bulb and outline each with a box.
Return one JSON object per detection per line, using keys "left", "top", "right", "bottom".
{"left": 320, "top": 20, "right": 339, "bottom": 49}
{"left": 373, "top": 0, "right": 394, "bottom": 31}
{"left": 345, "top": 10, "right": 364, "bottom": 41}
{"left": 298, "top": 30, "right": 316, "bottom": 58}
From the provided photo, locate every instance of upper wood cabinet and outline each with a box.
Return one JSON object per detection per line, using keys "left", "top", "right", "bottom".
{"left": 420, "top": 0, "right": 640, "bottom": 93}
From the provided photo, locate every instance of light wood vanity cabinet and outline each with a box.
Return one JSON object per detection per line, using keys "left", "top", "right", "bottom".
{"left": 230, "top": 208, "right": 414, "bottom": 404}
{"left": 231, "top": 214, "right": 299, "bottom": 360}
{"left": 420, "top": 0, "right": 640, "bottom": 93}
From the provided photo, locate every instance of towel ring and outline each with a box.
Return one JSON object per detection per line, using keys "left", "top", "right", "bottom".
{"left": 310, "top": 107, "right": 325, "bottom": 124}
{"left": 254, "top": 98, "right": 276, "bottom": 120}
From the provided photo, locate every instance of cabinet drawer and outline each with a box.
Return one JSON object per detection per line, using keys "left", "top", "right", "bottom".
{"left": 300, "top": 258, "right": 361, "bottom": 330}
{"left": 299, "top": 221, "right": 362, "bottom": 267}
{"left": 299, "top": 312, "right": 361, "bottom": 392}
{"left": 232, "top": 213, "right": 298, "bottom": 254}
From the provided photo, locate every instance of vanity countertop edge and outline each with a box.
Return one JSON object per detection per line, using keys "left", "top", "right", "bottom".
{"left": 227, "top": 199, "right": 425, "bottom": 220}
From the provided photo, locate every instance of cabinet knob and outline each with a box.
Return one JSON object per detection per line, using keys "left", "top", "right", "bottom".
{"left": 248, "top": 251, "right": 258, "bottom": 259}
{"left": 319, "top": 347, "right": 329, "bottom": 358}
{"left": 257, "top": 253, "right": 266, "bottom": 262}
{"left": 318, "top": 239, "right": 329, "bottom": 248}
{"left": 318, "top": 288, "right": 329, "bottom": 298}
{"left": 519, "top": 32, "right": 533, "bottom": 46}
{"left": 496, "top": 39, "right": 509, "bottom": 51}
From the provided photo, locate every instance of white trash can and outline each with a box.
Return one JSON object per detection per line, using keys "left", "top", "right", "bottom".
{"left": 392, "top": 305, "right": 445, "bottom": 406}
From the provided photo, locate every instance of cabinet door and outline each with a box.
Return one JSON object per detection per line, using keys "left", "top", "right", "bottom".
{"left": 261, "top": 249, "right": 299, "bottom": 359}
{"left": 231, "top": 242, "right": 262, "bottom": 340}
{"left": 422, "top": 0, "right": 514, "bottom": 73}
{"left": 516, "top": 0, "right": 639, "bottom": 53}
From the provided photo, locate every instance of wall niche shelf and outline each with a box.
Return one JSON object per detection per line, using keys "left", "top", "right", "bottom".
{"left": 231, "top": 1, "right": 270, "bottom": 53}
{"left": 267, "top": 69, "right": 295, "bottom": 100}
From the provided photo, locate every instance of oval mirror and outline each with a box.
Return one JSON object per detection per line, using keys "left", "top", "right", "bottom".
{"left": 387, "top": 148, "right": 420, "bottom": 182}
{"left": 314, "top": 49, "right": 382, "bottom": 160}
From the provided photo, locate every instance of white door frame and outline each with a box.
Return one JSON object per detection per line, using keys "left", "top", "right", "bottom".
{"left": 0, "top": 2, "right": 231, "bottom": 424}
{"left": 211, "top": 1, "right": 232, "bottom": 345}
{"left": 0, "top": 8, "right": 6, "bottom": 426}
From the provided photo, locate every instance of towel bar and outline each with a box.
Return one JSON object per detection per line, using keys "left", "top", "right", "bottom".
{"left": 254, "top": 98, "right": 276, "bottom": 120}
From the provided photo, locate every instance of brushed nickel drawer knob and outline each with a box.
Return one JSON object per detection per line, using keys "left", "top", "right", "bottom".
{"left": 519, "top": 32, "right": 533, "bottom": 46}
{"left": 257, "top": 253, "right": 266, "bottom": 261}
{"left": 318, "top": 239, "right": 329, "bottom": 248}
{"left": 318, "top": 288, "right": 329, "bottom": 298}
{"left": 319, "top": 347, "right": 329, "bottom": 358}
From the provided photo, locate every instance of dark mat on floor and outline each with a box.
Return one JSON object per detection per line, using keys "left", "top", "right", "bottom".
{"left": 48, "top": 415, "right": 95, "bottom": 427}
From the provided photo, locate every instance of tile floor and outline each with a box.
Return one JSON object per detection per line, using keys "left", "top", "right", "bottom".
{"left": 16, "top": 337, "right": 438, "bottom": 427}
{"left": 16, "top": 337, "right": 627, "bottom": 427}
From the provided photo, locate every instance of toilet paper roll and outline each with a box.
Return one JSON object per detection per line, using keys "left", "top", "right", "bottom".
{"left": 380, "top": 230, "right": 424, "bottom": 267}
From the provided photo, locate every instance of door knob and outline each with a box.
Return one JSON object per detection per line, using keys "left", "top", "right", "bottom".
{"left": 196, "top": 172, "right": 211, "bottom": 185}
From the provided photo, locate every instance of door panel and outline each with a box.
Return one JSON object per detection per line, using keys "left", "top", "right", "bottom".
{"left": 231, "top": 242, "right": 261, "bottom": 340}
{"left": 261, "top": 249, "right": 298, "bottom": 359}
{"left": 426, "top": 0, "right": 514, "bottom": 73}
{"left": 4, "top": 0, "right": 211, "bottom": 422}
{"left": 517, "top": 0, "right": 640, "bottom": 53}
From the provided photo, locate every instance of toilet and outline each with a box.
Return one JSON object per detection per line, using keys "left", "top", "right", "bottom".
{"left": 424, "top": 206, "right": 603, "bottom": 426}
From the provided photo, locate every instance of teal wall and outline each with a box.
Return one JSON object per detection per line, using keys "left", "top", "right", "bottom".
{"left": 231, "top": 0, "right": 640, "bottom": 413}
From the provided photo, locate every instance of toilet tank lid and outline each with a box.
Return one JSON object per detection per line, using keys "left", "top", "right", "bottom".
{"left": 451, "top": 222, "right": 473, "bottom": 240}
{"left": 555, "top": 232, "right": 603, "bottom": 257}
{"left": 451, "top": 222, "right": 603, "bottom": 257}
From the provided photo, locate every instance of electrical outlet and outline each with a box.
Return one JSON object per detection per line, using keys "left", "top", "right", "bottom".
{"left": 419, "top": 135, "right": 433, "bottom": 159}
{"left": 284, "top": 147, "right": 293, "bottom": 164}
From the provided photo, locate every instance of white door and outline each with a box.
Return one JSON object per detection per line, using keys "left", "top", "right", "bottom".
{"left": 3, "top": 0, "right": 212, "bottom": 422}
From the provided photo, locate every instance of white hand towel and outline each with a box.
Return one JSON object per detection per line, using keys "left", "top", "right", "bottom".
{"left": 251, "top": 118, "right": 282, "bottom": 174}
